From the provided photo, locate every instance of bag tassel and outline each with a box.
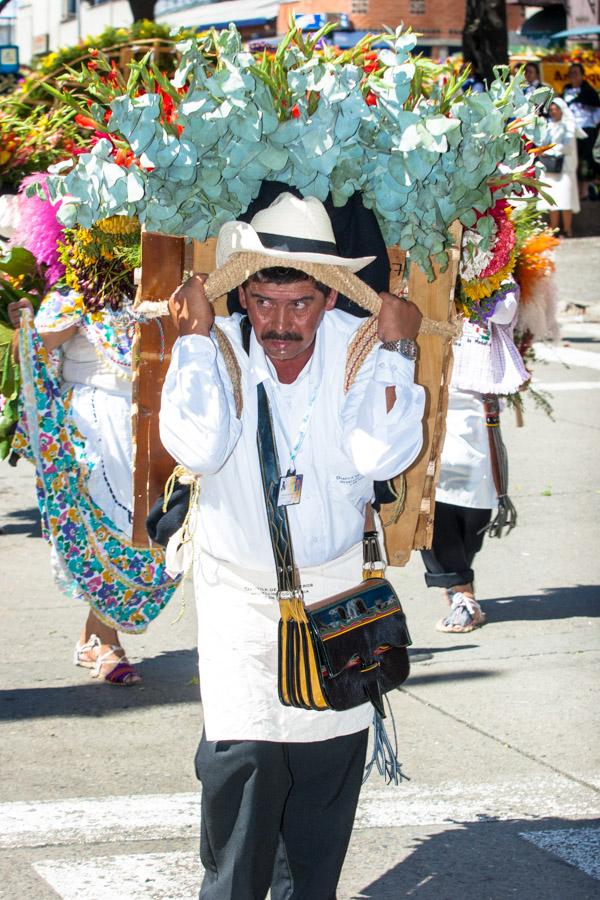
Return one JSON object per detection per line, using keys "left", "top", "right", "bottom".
{"left": 363, "top": 700, "right": 409, "bottom": 786}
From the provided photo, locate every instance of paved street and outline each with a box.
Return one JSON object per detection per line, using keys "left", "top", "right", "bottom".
{"left": 1, "top": 236, "right": 599, "bottom": 900}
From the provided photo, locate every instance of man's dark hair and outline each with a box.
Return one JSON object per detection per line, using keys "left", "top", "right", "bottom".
{"left": 244, "top": 267, "right": 332, "bottom": 298}
{"left": 569, "top": 62, "right": 585, "bottom": 76}
{"left": 525, "top": 61, "right": 540, "bottom": 77}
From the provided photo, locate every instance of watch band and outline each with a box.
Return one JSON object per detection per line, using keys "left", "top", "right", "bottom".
{"left": 380, "top": 338, "right": 418, "bottom": 361}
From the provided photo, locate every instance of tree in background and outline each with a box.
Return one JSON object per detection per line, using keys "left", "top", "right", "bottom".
{"left": 463, "top": 0, "right": 509, "bottom": 86}
{"left": 128, "top": 0, "right": 157, "bottom": 21}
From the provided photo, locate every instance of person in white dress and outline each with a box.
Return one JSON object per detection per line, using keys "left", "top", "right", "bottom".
{"left": 537, "top": 98, "right": 582, "bottom": 237}
{"left": 8, "top": 288, "right": 179, "bottom": 685}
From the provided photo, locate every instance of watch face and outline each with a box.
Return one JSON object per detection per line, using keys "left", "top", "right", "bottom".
{"left": 399, "top": 339, "right": 417, "bottom": 360}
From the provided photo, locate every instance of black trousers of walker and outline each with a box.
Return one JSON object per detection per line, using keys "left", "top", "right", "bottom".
{"left": 194, "top": 728, "right": 369, "bottom": 900}
{"left": 421, "top": 500, "right": 492, "bottom": 589}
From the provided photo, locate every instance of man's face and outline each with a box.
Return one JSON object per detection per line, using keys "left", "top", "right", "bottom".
{"left": 239, "top": 278, "right": 337, "bottom": 363}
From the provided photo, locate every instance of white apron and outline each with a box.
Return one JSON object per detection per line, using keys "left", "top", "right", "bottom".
{"left": 193, "top": 540, "right": 374, "bottom": 743}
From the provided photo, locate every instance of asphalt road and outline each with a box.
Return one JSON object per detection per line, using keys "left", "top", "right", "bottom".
{"left": 1, "top": 236, "right": 599, "bottom": 900}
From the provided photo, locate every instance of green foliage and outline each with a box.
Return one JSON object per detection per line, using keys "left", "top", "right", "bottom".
{"left": 45, "top": 24, "right": 550, "bottom": 278}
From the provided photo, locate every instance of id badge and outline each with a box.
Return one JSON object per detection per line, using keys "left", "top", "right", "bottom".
{"left": 277, "top": 471, "right": 303, "bottom": 506}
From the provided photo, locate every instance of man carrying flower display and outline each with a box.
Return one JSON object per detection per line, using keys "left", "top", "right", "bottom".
{"left": 159, "top": 192, "right": 425, "bottom": 900}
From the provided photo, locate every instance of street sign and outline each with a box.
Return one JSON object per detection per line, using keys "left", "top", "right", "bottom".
{"left": 0, "top": 44, "right": 18, "bottom": 73}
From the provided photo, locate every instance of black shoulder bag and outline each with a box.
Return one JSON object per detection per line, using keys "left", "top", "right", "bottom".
{"left": 256, "top": 381, "right": 412, "bottom": 718}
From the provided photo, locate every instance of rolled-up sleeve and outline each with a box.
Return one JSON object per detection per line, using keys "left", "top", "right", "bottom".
{"left": 159, "top": 334, "right": 241, "bottom": 475}
{"left": 342, "top": 345, "right": 425, "bottom": 480}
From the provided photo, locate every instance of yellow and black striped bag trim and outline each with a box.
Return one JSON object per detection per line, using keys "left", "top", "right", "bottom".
{"left": 277, "top": 595, "right": 329, "bottom": 711}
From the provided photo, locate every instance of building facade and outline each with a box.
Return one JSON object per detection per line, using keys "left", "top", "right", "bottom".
{"left": 15, "top": 0, "right": 525, "bottom": 65}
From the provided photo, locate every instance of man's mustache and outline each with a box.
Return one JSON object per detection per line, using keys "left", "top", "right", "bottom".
{"left": 261, "top": 331, "right": 302, "bottom": 342}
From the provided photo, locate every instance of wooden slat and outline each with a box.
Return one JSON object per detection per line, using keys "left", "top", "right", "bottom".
{"left": 131, "top": 233, "right": 185, "bottom": 547}
{"left": 387, "top": 245, "right": 407, "bottom": 295}
{"left": 191, "top": 238, "right": 229, "bottom": 316}
{"left": 380, "top": 223, "right": 462, "bottom": 566}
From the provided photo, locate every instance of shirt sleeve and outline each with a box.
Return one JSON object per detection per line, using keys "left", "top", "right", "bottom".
{"left": 159, "top": 333, "right": 242, "bottom": 475}
{"left": 341, "top": 345, "right": 425, "bottom": 481}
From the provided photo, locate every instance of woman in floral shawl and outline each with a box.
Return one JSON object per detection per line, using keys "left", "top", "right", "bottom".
{"left": 8, "top": 187, "right": 179, "bottom": 685}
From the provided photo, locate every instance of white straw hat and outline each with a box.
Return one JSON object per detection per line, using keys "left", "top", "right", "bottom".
{"left": 216, "top": 192, "right": 375, "bottom": 272}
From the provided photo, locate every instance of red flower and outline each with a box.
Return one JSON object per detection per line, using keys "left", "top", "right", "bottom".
{"left": 290, "top": 104, "right": 301, "bottom": 118}
{"left": 87, "top": 60, "right": 98, "bottom": 72}
{"left": 105, "top": 62, "right": 120, "bottom": 88}
{"left": 103, "top": 109, "right": 112, "bottom": 123}
{"left": 75, "top": 114, "right": 100, "bottom": 130}
{"left": 114, "top": 147, "right": 135, "bottom": 168}
{"left": 363, "top": 62, "right": 380, "bottom": 74}
{"left": 157, "top": 86, "right": 176, "bottom": 123}
{"left": 365, "top": 91, "right": 377, "bottom": 107}
{"left": 89, "top": 48, "right": 99, "bottom": 57}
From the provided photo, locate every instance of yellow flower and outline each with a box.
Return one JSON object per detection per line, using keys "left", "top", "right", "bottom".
{"left": 96, "top": 215, "right": 140, "bottom": 235}
{"left": 461, "top": 255, "right": 517, "bottom": 302}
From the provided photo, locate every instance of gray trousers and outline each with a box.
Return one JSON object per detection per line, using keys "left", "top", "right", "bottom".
{"left": 194, "top": 728, "right": 369, "bottom": 900}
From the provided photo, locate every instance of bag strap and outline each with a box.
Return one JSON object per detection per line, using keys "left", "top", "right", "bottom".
{"left": 256, "top": 382, "right": 301, "bottom": 596}
{"left": 251, "top": 318, "right": 385, "bottom": 593}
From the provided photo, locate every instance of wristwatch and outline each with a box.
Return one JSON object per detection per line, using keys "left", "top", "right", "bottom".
{"left": 380, "top": 338, "right": 418, "bottom": 361}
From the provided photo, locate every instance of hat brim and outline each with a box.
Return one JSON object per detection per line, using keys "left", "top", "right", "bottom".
{"left": 203, "top": 251, "right": 382, "bottom": 315}
{"left": 216, "top": 221, "right": 375, "bottom": 274}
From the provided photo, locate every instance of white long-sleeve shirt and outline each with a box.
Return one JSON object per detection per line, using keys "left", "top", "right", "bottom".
{"left": 159, "top": 308, "right": 425, "bottom": 741}
{"left": 160, "top": 309, "right": 425, "bottom": 572}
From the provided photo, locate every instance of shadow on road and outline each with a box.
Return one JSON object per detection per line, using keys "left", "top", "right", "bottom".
{"left": 404, "top": 669, "right": 497, "bottom": 688}
{"left": 353, "top": 815, "right": 600, "bottom": 899}
{"left": 0, "top": 505, "right": 42, "bottom": 537}
{"left": 481, "top": 585, "right": 599, "bottom": 622}
{"left": 0, "top": 648, "right": 200, "bottom": 721}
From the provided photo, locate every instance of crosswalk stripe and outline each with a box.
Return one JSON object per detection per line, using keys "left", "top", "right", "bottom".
{"left": 533, "top": 343, "right": 600, "bottom": 371}
{"left": 520, "top": 826, "right": 600, "bottom": 881}
{"left": 3, "top": 776, "right": 599, "bottom": 850}
{"left": 534, "top": 380, "right": 600, "bottom": 391}
{"left": 34, "top": 851, "right": 200, "bottom": 900}
{"left": 31, "top": 826, "right": 600, "bottom": 899}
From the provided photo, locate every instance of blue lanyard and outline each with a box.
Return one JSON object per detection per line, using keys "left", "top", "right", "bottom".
{"left": 286, "top": 385, "right": 319, "bottom": 474}
{"left": 266, "top": 381, "right": 320, "bottom": 476}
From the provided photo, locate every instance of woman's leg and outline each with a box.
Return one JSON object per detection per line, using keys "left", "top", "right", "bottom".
{"left": 549, "top": 210, "right": 560, "bottom": 232}
{"left": 422, "top": 503, "right": 490, "bottom": 633}
{"left": 421, "top": 502, "right": 476, "bottom": 591}
{"left": 561, "top": 209, "right": 573, "bottom": 238}
{"left": 76, "top": 609, "right": 141, "bottom": 684}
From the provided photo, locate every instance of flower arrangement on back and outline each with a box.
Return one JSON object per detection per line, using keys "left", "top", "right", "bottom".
{"left": 41, "top": 21, "right": 551, "bottom": 280}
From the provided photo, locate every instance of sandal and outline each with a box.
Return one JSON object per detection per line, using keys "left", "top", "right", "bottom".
{"left": 436, "top": 592, "right": 486, "bottom": 633}
{"left": 92, "top": 644, "right": 142, "bottom": 686}
{"left": 73, "top": 633, "right": 101, "bottom": 669}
